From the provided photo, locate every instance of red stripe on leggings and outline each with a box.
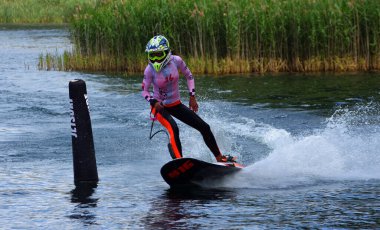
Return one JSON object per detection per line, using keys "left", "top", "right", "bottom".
{"left": 152, "top": 108, "right": 182, "bottom": 159}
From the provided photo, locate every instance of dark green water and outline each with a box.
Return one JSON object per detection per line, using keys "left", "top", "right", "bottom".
{"left": 195, "top": 73, "right": 380, "bottom": 110}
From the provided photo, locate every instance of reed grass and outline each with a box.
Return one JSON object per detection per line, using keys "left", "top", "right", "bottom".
{"left": 38, "top": 51, "right": 64, "bottom": 71}
{"left": 45, "top": 0, "right": 380, "bottom": 74}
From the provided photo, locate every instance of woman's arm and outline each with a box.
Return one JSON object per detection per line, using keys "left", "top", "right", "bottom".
{"left": 176, "top": 56, "right": 195, "bottom": 98}
{"left": 142, "top": 68, "right": 156, "bottom": 106}
{"left": 176, "top": 56, "right": 198, "bottom": 112}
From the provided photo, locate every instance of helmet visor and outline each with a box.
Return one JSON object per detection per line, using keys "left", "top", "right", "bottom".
{"left": 148, "top": 51, "right": 167, "bottom": 62}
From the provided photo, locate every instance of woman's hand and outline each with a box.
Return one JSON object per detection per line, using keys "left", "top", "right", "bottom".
{"left": 189, "top": 96, "right": 199, "bottom": 112}
{"left": 154, "top": 101, "right": 164, "bottom": 113}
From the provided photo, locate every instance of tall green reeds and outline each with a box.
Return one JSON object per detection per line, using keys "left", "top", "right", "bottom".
{"left": 62, "top": 0, "right": 380, "bottom": 73}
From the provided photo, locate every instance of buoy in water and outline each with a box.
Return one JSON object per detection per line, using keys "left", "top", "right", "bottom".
{"left": 69, "top": 79, "right": 98, "bottom": 186}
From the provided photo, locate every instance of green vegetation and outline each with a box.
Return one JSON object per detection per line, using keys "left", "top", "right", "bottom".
{"left": 0, "top": 0, "right": 94, "bottom": 24}
{"left": 2, "top": 0, "right": 380, "bottom": 74}
{"left": 32, "top": 0, "right": 380, "bottom": 74}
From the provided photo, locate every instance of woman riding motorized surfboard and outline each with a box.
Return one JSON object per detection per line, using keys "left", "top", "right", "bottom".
{"left": 142, "top": 35, "right": 236, "bottom": 163}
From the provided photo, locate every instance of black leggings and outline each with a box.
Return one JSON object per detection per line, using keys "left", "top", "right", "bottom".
{"left": 154, "top": 103, "right": 222, "bottom": 159}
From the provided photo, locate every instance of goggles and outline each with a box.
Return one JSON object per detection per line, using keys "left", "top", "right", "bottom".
{"left": 148, "top": 51, "right": 167, "bottom": 61}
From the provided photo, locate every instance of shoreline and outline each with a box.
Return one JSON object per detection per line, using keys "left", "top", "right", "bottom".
{"left": 38, "top": 51, "right": 380, "bottom": 75}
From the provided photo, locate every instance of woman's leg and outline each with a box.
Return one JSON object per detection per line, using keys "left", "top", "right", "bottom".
{"left": 152, "top": 107, "right": 182, "bottom": 159}
{"left": 166, "top": 104, "right": 222, "bottom": 159}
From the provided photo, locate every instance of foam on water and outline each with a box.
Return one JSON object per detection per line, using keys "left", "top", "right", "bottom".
{"left": 229, "top": 102, "right": 380, "bottom": 188}
{"left": 185, "top": 102, "right": 380, "bottom": 188}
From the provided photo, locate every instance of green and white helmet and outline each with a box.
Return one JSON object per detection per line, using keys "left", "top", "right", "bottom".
{"left": 145, "top": 35, "right": 171, "bottom": 72}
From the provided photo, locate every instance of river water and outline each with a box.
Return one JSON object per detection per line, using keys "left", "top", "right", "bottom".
{"left": 0, "top": 27, "right": 379, "bottom": 229}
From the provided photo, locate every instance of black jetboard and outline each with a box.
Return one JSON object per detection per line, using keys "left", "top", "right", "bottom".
{"left": 160, "top": 158, "right": 244, "bottom": 188}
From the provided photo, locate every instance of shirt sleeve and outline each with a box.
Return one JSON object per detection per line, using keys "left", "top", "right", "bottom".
{"left": 142, "top": 67, "right": 154, "bottom": 102}
{"left": 176, "top": 56, "right": 195, "bottom": 97}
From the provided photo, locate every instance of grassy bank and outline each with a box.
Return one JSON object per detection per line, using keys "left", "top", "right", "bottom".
{"left": 40, "top": 0, "right": 380, "bottom": 74}
{"left": 0, "top": 0, "right": 94, "bottom": 24}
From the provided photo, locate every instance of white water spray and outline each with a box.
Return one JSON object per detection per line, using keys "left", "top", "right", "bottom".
{"left": 203, "top": 102, "right": 380, "bottom": 188}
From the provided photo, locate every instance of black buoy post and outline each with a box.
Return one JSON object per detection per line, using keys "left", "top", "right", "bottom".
{"left": 69, "top": 79, "right": 98, "bottom": 186}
